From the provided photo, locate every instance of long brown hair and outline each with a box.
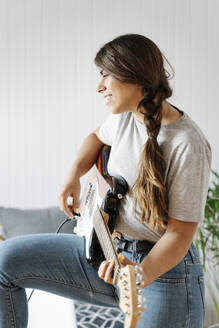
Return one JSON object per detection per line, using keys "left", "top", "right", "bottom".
{"left": 94, "top": 34, "right": 174, "bottom": 231}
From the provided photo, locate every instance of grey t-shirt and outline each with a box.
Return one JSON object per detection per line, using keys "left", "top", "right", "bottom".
{"left": 98, "top": 107, "right": 212, "bottom": 242}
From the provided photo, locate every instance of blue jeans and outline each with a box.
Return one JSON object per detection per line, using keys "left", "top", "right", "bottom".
{"left": 0, "top": 233, "right": 205, "bottom": 328}
{"left": 122, "top": 235, "right": 205, "bottom": 328}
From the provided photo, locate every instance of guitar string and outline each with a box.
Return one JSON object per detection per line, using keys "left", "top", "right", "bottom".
{"left": 93, "top": 206, "right": 121, "bottom": 282}
{"left": 93, "top": 207, "right": 117, "bottom": 260}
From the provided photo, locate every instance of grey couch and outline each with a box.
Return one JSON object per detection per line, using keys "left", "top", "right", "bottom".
{"left": 0, "top": 206, "right": 76, "bottom": 238}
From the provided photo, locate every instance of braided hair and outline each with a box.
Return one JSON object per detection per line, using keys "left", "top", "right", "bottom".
{"left": 94, "top": 34, "right": 174, "bottom": 231}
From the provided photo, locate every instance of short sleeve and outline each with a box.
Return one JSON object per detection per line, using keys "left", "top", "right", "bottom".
{"left": 166, "top": 148, "right": 212, "bottom": 223}
{"left": 98, "top": 113, "right": 119, "bottom": 146}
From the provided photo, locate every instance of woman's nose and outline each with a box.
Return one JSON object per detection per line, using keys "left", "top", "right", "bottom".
{"left": 96, "top": 81, "right": 106, "bottom": 93}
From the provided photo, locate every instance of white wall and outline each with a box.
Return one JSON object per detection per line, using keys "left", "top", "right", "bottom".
{"left": 0, "top": 0, "right": 218, "bottom": 209}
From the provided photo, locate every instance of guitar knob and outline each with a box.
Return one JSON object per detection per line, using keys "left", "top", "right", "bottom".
{"left": 117, "top": 193, "right": 123, "bottom": 199}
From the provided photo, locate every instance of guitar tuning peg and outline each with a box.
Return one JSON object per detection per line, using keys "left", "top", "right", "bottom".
{"left": 137, "top": 287, "right": 143, "bottom": 294}
{"left": 136, "top": 273, "right": 143, "bottom": 284}
{"left": 134, "top": 265, "right": 143, "bottom": 273}
{"left": 136, "top": 284, "right": 142, "bottom": 294}
{"left": 138, "top": 305, "right": 147, "bottom": 312}
{"left": 137, "top": 294, "right": 146, "bottom": 305}
{"left": 136, "top": 272, "right": 142, "bottom": 279}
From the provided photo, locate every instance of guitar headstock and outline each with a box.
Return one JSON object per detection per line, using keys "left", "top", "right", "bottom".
{"left": 117, "top": 265, "right": 146, "bottom": 328}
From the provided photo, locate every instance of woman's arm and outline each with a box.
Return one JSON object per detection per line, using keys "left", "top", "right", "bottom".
{"left": 58, "top": 127, "right": 105, "bottom": 218}
{"left": 139, "top": 218, "right": 198, "bottom": 287}
{"left": 65, "top": 127, "right": 104, "bottom": 179}
{"left": 98, "top": 218, "right": 198, "bottom": 286}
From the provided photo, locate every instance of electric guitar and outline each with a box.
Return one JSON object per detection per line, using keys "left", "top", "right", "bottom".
{"left": 74, "top": 146, "right": 146, "bottom": 327}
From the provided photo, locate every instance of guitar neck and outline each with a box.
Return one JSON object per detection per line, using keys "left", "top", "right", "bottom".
{"left": 92, "top": 205, "right": 120, "bottom": 269}
{"left": 93, "top": 205, "right": 146, "bottom": 327}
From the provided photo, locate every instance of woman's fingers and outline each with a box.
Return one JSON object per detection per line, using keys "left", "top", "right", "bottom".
{"left": 58, "top": 178, "right": 81, "bottom": 219}
{"left": 58, "top": 194, "right": 73, "bottom": 218}
{"left": 104, "top": 261, "right": 115, "bottom": 283}
{"left": 98, "top": 260, "right": 115, "bottom": 284}
{"left": 98, "top": 255, "right": 136, "bottom": 285}
{"left": 58, "top": 190, "right": 80, "bottom": 219}
{"left": 98, "top": 260, "right": 109, "bottom": 278}
{"left": 58, "top": 193, "right": 74, "bottom": 219}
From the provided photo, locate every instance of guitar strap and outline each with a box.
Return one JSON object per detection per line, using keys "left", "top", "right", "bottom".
{"left": 97, "top": 145, "right": 129, "bottom": 233}
{"left": 88, "top": 145, "right": 129, "bottom": 265}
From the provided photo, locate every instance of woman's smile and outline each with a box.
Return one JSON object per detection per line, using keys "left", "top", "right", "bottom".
{"left": 97, "top": 71, "right": 143, "bottom": 114}
{"left": 104, "top": 94, "right": 112, "bottom": 103}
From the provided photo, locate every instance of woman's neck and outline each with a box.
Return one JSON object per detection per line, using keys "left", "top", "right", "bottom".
{"left": 133, "top": 101, "right": 182, "bottom": 126}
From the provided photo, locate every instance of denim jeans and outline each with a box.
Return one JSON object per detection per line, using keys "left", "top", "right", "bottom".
{"left": 122, "top": 235, "right": 205, "bottom": 328}
{"left": 0, "top": 233, "right": 205, "bottom": 328}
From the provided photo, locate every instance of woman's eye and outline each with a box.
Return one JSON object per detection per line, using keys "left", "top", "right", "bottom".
{"left": 99, "top": 69, "right": 109, "bottom": 78}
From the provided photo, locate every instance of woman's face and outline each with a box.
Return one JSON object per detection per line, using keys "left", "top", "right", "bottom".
{"left": 97, "top": 69, "right": 143, "bottom": 114}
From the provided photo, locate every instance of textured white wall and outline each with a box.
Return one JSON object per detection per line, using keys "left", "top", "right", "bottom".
{"left": 0, "top": 0, "right": 218, "bottom": 209}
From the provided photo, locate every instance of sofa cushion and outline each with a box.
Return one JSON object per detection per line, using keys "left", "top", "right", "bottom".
{"left": 0, "top": 206, "right": 76, "bottom": 238}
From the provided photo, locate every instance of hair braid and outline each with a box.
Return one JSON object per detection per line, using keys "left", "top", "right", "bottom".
{"left": 132, "top": 83, "right": 171, "bottom": 231}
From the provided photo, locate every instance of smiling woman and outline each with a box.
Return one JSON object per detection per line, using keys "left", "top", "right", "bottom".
{"left": 94, "top": 34, "right": 182, "bottom": 233}
{"left": 0, "top": 33, "right": 212, "bottom": 328}
{"left": 97, "top": 69, "right": 143, "bottom": 115}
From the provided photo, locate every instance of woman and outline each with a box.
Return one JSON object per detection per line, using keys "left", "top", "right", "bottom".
{"left": 0, "top": 34, "right": 211, "bottom": 328}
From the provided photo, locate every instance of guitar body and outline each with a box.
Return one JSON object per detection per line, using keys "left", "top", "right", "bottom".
{"left": 74, "top": 165, "right": 111, "bottom": 264}
{"left": 75, "top": 145, "right": 128, "bottom": 265}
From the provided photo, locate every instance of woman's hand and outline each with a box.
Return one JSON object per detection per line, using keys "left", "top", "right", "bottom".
{"left": 98, "top": 260, "right": 116, "bottom": 284}
{"left": 58, "top": 177, "right": 81, "bottom": 219}
{"left": 98, "top": 255, "right": 138, "bottom": 284}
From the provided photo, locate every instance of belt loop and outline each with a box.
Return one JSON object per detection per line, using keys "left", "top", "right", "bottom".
{"left": 132, "top": 241, "right": 137, "bottom": 262}
{"left": 188, "top": 243, "right": 195, "bottom": 263}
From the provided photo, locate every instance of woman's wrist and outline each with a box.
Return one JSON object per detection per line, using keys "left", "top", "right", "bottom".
{"left": 138, "top": 263, "right": 153, "bottom": 288}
